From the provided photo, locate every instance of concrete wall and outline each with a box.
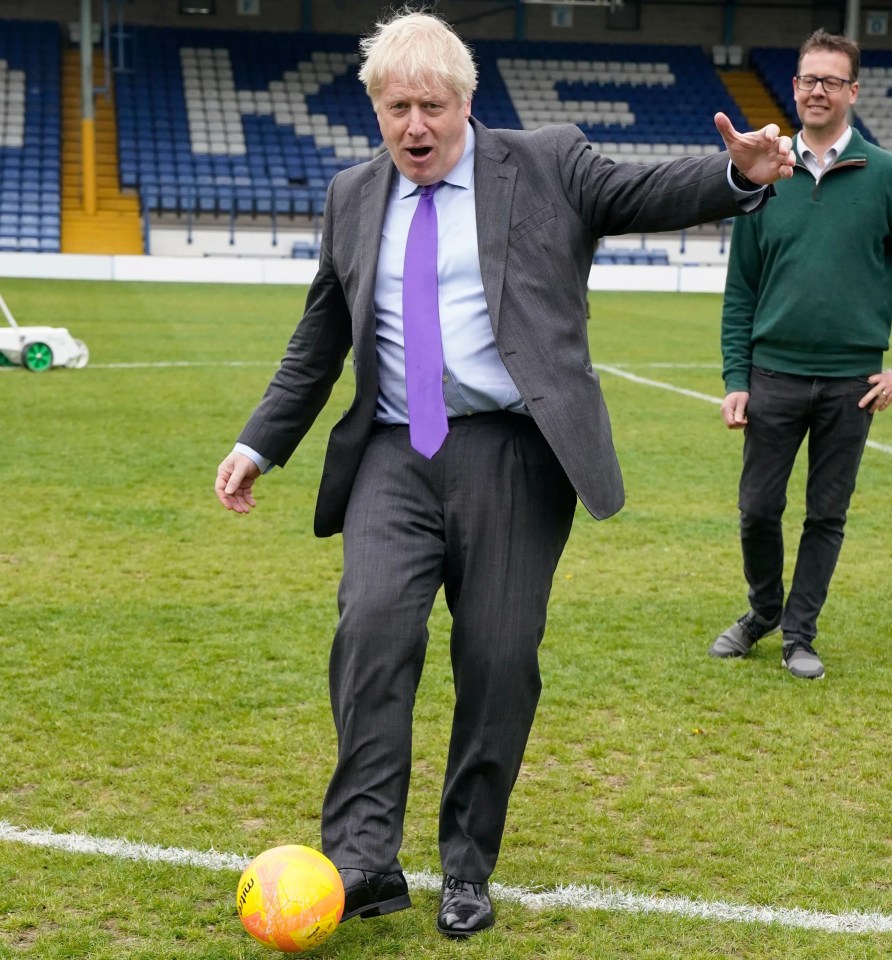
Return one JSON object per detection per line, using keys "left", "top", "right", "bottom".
{"left": 144, "top": 224, "right": 732, "bottom": 264}
{"left": 0, "top": 250, "right": 729, "bottom": 292}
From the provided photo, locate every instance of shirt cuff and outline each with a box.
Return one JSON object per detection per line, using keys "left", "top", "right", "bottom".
{"left": 726, "top": 161, "right": 767, "bottom": 211}
{"left": 233, "top": 442, "right": 272, "bottom": 474}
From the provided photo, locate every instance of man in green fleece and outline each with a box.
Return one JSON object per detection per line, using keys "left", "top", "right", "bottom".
{"left": 710, "top": 29, "right": 892, "bottom": 679}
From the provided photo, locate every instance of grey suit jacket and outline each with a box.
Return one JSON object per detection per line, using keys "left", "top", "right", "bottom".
{"left": 239, "top": 118, "right": 746, "bottom": 537}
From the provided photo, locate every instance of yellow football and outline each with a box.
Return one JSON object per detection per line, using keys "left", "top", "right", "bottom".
{"left": 236, "top": 845, "right": 345, "bottom": 953}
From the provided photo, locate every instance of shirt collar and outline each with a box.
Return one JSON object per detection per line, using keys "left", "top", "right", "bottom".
{"left": 797, "top": 125, "right": 852, "bottom": 165}
{"left": 397, "top": 121, "right": 475, "bottom": 199}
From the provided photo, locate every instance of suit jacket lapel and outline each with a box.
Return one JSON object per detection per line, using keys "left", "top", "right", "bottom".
{"left": 472, "top": 119, "right": 516, "bottom": 340}
{"left": 355, "top": 157, "right": 394, "bottom": 357}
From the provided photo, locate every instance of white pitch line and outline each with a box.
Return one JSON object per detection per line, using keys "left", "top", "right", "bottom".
{"left": 602, "top": 362, "right": 722, "bottom": 370}
{"left": 2, "top": 820, "right": 891, "bottom": 935}
{"left": 0, "top": 820, "right": 250, "bottom": 873}
{"left": 596, "top": 363, "right": 892, "bottom": 456}
{"left": 597, "top": 363, "right": 723, "bottom": 406}
{"left": 88, "top": 360, "right": 273, "bottom": 369}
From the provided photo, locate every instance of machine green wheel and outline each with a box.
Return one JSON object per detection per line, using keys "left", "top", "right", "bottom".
{"left": 22, "top": 342, "right": 53, "bottom": 372}
{"left": 0, "top": 352, "right": 12, "bottom": 367}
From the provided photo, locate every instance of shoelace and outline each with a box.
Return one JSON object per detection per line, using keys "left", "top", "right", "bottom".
{"left": 740, "top": 611, "right": 778, "bottom": 640}
{"left": 444, "top": 876, "right": 483, "bottom": 898}
{"left": 784, "top": 638, "right": 819, "bottom": 657}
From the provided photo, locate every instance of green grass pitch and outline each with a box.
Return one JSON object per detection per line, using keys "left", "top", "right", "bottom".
{"left": 2, "top": 277, "right": 891, "bottom": 959}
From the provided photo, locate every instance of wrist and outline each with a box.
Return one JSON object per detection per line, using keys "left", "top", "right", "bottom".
{"left": 730, "top": 165, "right": 761, "bottom": 191}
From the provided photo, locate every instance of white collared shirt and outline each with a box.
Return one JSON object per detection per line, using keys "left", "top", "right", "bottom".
{"left": 373, "top": 123, "right": 525, "bottom": 424}
{"left": 797, "top": 126, "right": 852, "bottom": 182}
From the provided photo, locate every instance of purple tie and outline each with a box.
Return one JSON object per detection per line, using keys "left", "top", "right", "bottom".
{"left": 402, "top": 182, "right": 448, "bottom": 459}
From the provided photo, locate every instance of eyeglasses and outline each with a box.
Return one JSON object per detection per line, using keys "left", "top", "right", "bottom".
{"left": 794, "top": 75, "right": 854, "bottom": 93}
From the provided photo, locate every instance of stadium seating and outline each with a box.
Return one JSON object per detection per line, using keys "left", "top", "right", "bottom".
{"left": 484, "top": 39, "right": 744, "bottom": 162}
{"left": 848, "top": 52, "right": 892, "bottom": 148}
{"left": 115, "top": 27, "right": 373, "bottom": 219}
{"left": 290, "top": 238, "right": 321, "bottom": 259}
{"left": 0, "top": 19, "right": 61, "bottom": 253}
{"left": 115, "top": 28, "right": 755, "bottom": 222}
{"left": 16, "top": 17, "right": 892, "bottom": 257}
{"left": 594, "top": 246, "right": 671, "bottom": 265}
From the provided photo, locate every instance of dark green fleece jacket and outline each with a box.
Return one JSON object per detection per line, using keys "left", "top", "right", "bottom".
{"left": 722, "top": 128, "right": 892, "bottom": 393}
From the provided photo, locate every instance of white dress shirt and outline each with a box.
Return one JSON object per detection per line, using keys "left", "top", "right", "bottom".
{"left": 374, "top": 124, "right": 524, "bottom": 424}
{"left": 797, "top": 126, "right": 852, "bottom": 182}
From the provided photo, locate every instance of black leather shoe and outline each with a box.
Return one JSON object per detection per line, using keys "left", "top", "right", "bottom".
{"left": 436, "top": 874, "right": 495, "bottom": 938}
{"left": 338, "top": 868, "right": 411, "bottom": 922}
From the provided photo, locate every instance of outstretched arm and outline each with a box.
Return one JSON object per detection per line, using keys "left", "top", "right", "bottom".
{"left": 714, "top": 113, "right": 795, "bottom": 185}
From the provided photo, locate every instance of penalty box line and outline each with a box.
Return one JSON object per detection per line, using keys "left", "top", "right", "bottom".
{"left": 597, "top": 364, "right": 892, "bottom": 456}
{"left": 1, "top": 820, "right": 891, "bottom": 935}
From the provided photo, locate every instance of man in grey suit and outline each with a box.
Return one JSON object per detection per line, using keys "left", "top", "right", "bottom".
{"left": 215, "top": 9, "right": 794, "bottom": 939}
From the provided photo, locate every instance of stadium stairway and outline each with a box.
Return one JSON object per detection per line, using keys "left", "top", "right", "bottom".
{"left": 61, "top": 49, "right": 142, "bottom": 254}
{"left": 718, "top": 70, "right": 794, "bottom": 136}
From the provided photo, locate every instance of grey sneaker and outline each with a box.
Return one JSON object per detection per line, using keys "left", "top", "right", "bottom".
{"left": 709, "top": 609, "right": 781, "bottom": 658}
{"left": 782, "top": 638, "right": 825, "bottom": 680}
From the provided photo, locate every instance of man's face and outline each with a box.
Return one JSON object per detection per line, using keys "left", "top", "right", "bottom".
{"left": 375, "top": 79, "right": 471, "bottom": 185}
{"left": 793, "top": 49, "right": 858, "bottom": 139}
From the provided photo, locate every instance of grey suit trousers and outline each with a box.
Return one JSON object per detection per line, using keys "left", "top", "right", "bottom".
{"left": 321, "top": 412, "right": 576, "bottom": 881}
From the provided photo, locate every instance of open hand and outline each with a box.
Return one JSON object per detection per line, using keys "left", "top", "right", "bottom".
{"left": 714, "top": 113, "right": 795, "bottom": 185}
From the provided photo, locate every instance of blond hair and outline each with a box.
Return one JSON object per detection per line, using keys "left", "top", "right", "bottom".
{"left": 358, "top": 8, "right": 478, "bottom": 106}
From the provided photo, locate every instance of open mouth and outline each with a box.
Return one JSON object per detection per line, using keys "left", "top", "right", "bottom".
{"left": 407, "top": 146, "right": 433, "bottom": 159}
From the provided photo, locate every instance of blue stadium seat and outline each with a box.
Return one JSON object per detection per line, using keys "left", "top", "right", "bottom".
{"left": 197, "top": 188, "right": 216, "bottom": 213}
{"left": 0, "top": 18, "right": 61, "bottom": 252}
{"left": 109, "top": 25, "right": 763, "bottom": 229}
{"left": 291, "top": 239, "right": 320, "bottom": 259}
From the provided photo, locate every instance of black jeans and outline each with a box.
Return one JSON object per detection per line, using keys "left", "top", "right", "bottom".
{"left": 739, "top": 368, "right": 873, "bottom": 643}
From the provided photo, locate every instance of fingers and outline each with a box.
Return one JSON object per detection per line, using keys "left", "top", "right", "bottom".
{"left": 215, "top": 454, "right": 260, "bottom": 513}
{"left": 860, "top": 373, "right": 892, "bottom": 413}
{"left": 223, "top": 457, "right": 251, "bottom": 495}
{"left": 775, "top": 133, "right": 795, "bottom": 177}
{"left": 714, "top": 111, "right": 734, "bottom": 146}
{"left": 215, "top": 476, "right": 256, "bottom": 513}
{"left": 757, "top": 124, "right": 795, "bottom": 176}
{"left": 718, "top": 113, "right": 795, "bottom": 184}
{"left": 721, "top": 392, "right": 749, "bottom": 429}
